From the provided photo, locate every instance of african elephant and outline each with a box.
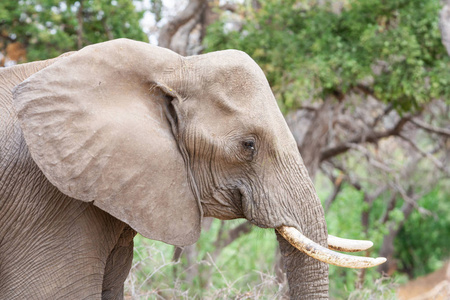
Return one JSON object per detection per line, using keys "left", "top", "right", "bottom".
{"left": 0, "top": 39, "right": 385, "bottom": 299}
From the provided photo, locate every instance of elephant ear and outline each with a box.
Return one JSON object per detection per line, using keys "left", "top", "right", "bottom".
{"left": 13, "top": 40, "right": 202, "bottom": 246}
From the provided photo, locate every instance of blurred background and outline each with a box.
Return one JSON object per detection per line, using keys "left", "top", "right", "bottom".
{"left": 1, "top": 0, "right": 449, "bottom": 299}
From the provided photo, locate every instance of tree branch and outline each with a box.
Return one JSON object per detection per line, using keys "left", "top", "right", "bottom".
{"left": 410, "top": 118, "right": 450, "bottom": 137}
{"left": 360, "top": 184, "right": 388, "bottom": 233}
{"left": 323, "top": 161, "right": 363, "bottom": 190}
{"left": 439, "top": 1, "right": 450, "bottom": 56}
{"left": 320, "top": 116, "right": 410, "bottom": 161}
{"left": 378, "top": 186, "right": 417, "bottom": 274}
{"left": 298, "top": 105, "right": 318, "bottom": 112}
{"left": 219, "top": 3, "right": 238, "bottom": 13}
{"left": 158, "top": 0, "right": 207, "bottom": 49}
{"left": 372, "top": 103, "right": 394, "bottom": 128}
{"left": 101, "top": 18, "right": 114, "bottom": 40}
{"left": 399, "top": 134, "right": 448, "bottom": 174}
{"left": 170, "top": 11, "right": 202, "bottom": 55}
{"left": 324, "top": 173, "right": 344, "bottom": 212}
{"left": 213, "top": 221, "right": 253, "bottom": 251}
{"left": 172, "top": 246, "right": 184, "bottom": 262}
{"left": 378, "top": 192, "right": 398, "bottom": 225}
{"left": 76, "top": 0, "right": 84, "bottom": 49}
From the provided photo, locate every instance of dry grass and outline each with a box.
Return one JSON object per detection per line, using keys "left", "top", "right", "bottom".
{"left": 124, "top": 234, "right": 286, "bottom": 299}
{"left": 348, "top": 276, "right": 398, "bottom": 300}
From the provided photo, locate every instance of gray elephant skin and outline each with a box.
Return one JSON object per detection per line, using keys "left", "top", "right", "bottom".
{"left": 1, "top": 39, "right": 382, "bottom": 299}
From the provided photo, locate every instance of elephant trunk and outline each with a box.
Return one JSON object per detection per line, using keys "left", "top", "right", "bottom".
{"left": 272, "top": 156, "right": 385, "bottom": 298}
{"left": 274, "top": 163, "right": 330, "bottom": 299}
{"left": 277, "top": 231, "right": 329, "bottom": 299}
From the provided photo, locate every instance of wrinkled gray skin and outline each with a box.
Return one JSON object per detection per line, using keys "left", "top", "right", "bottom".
{"left": 0, "top": 39, "right": 328, "bottom": 299}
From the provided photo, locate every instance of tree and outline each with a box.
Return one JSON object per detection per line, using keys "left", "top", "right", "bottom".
{"left": 156, "top": 0, "right": 238, "bottom": 56}
{"left": 0, "top": 0, "right": 148, "bottom": 65}
{"left": 205, "top": 0, "right": 450, "bottom": 295}
{"left": 3, "top": 0, "right": 448, "bottom": 297}
{"left": 158, "top": 0, "right": 207, "bottom": 55}
{"left": 207, "top": 0, "right": 449, "bottom": 115}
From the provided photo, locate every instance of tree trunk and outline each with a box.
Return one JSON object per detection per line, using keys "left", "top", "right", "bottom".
{"left": 439, "top": 0, "right": 450, "bottom": 56}
{"left": 286, "top": 100, "right": 333, "bottom": 179}
{"left": 378, "top": 188, "right": 415, "bottom": 274}
{"left": 158, "top": 0, "right": 207, "bottom": 53}
{"left": 76, "top": 0, "right": 84, "bottom": 49}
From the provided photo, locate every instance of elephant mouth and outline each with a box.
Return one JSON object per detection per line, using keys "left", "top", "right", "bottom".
{"left": 277, "top": 226, "right": 386, "bottom": 268}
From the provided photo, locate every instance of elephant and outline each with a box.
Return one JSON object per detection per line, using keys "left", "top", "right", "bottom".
{"left": 0, "top": 39, "right": 385, "bottom": 299}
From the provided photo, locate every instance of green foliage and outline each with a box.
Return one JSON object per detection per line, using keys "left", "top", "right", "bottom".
{"left": 205, "top": 0, "right": 450, "bottom": 113}
{"left": 323, "top": 184, "right": 391, "bottom": 298}
{"left": 130, "top": 183, "right": 448, "bottom": 299}
{"left": 395, "top": 184, "right": 450, "bottom": 277}
{"left": 322, "top": 180, "right": 450, "bottom": 298}
{"left": 0, "top": 0, "right": 148, "bottom": 61}
{"left": 205, "top": 3, "right": 450, "bottom": 291}
{"left": 128, "top": 184, "right": 414, "bottom": 299}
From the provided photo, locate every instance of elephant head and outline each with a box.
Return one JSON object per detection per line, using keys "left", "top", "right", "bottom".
{"left": 13, "top": 39, "right": 385, "bottom": 298}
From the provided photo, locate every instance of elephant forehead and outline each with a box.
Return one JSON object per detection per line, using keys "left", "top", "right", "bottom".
{"left": 187, "top": 50, "right": 270, "bottom": 94}
{"left": 182, "top": 51, "right": 294, "bottom": 146}
{"left": 186, "top": 53, "right": 276, "bottom": 111}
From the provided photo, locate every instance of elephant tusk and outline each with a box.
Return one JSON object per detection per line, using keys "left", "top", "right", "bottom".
{"left": 277, "top": 226, "right": 386, "bottom": 269}
{"left": 328, "top": 235, "right": 373, "bottom": 252}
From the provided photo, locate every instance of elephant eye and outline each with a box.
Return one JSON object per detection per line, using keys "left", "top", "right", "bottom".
{"left": 240, "top": 140, "right": 257, "bottom": 162}
{"left": 242, "top": 140, "right": 255, "bottom": 151}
